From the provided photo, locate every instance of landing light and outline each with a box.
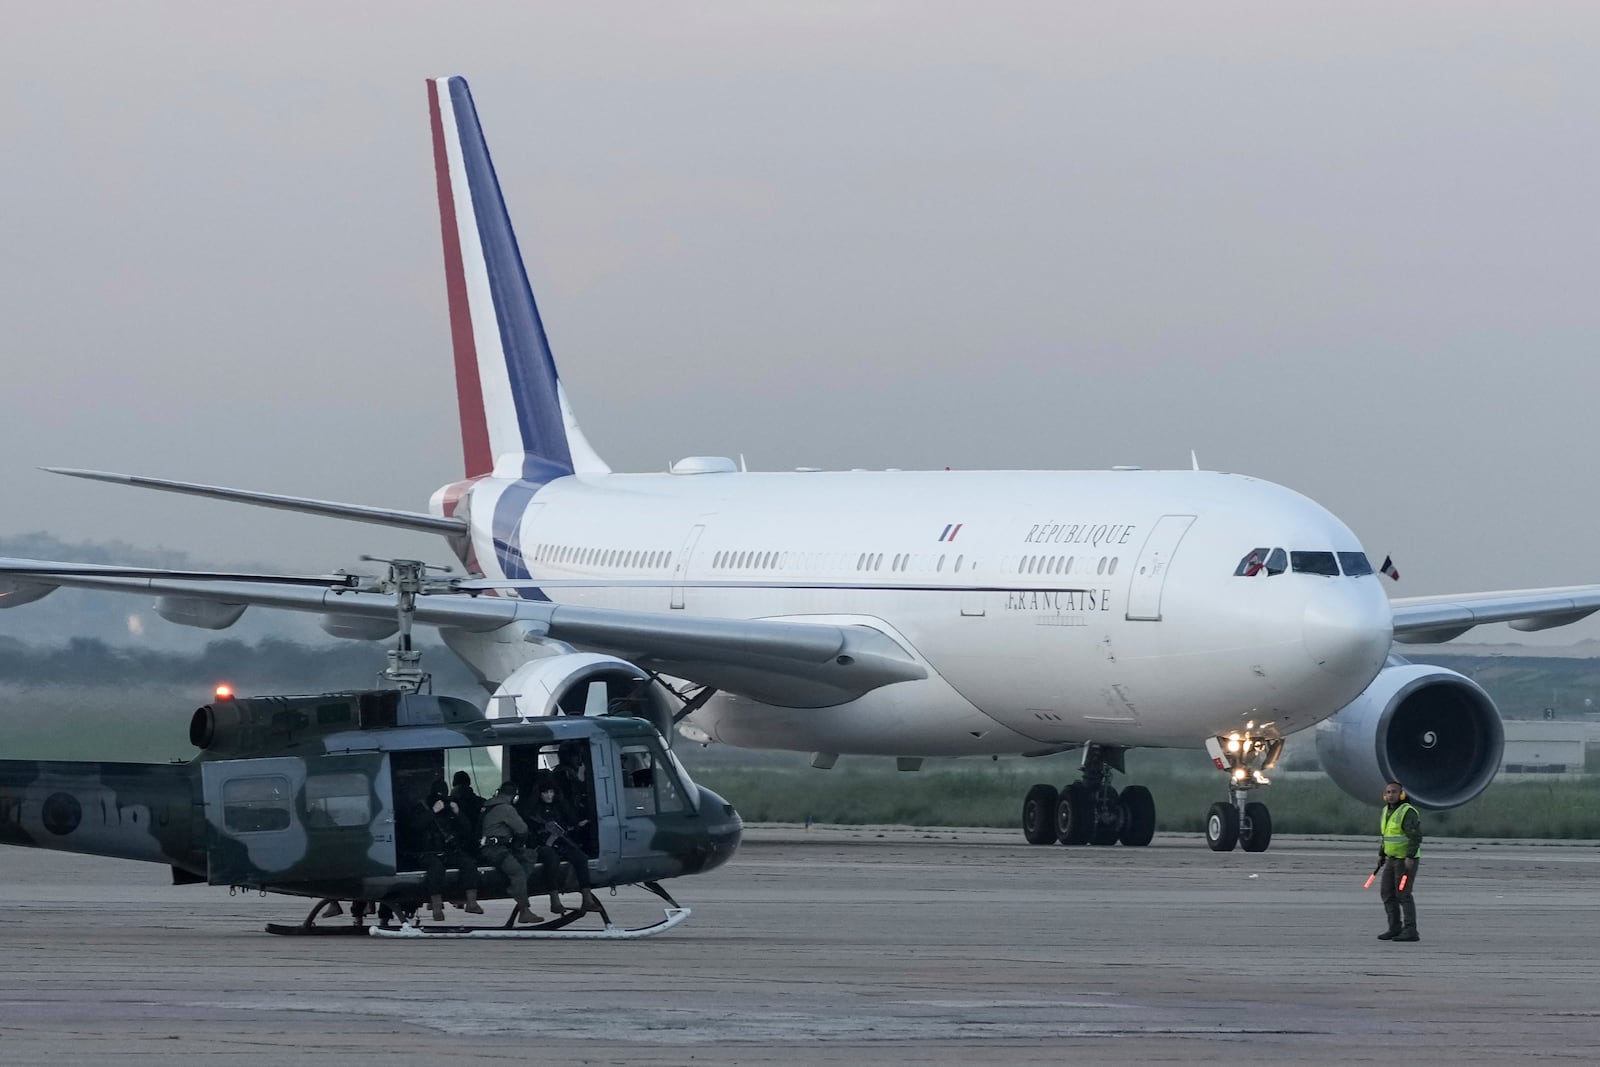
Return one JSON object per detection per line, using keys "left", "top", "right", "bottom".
{"left": 1226, "top": 739, "right": 1241, "bottom": 753}
{"left": 1232, "top": 768, "right": 1247, "bottom": 781}
{"left": 214, "top": 684, "right": 233, "bottom": 699}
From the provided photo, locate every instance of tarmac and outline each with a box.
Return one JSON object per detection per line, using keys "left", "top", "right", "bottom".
{"left": 3, "top": 826, "right": 1599, "bottom": 1064}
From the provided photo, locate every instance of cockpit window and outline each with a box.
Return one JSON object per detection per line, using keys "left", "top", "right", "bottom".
{"left": 1234, "top": 548, "right": 1271, "bottom": 576}
{"left": 1234, "top": 547, "right": 1288, "bottom": 577}
{"left": 1291, "top": 551, "right": 1340, "bottom": 576}
{"left": 1338, "top": 552, "right": 1374, "bottom": 577}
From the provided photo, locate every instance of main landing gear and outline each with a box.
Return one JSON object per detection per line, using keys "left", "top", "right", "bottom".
{"left": 1020, "top": 744, "right": 1156, "bottom": 848}
{"left": 1203, "top": 731, "right": 1283, "bottom": 853}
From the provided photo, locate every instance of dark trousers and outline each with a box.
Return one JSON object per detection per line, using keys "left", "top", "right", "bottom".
{"left": 422, "top": 850, "right": 481, "bottom": 896}
{"left": 1378, "top": 856, "right": 1418, "bottom": 930}
{"left": 480, "top": 843, "right": 535, "bottom": 903}
{"left": 533, "top": 839, "right": 592, "bottom": 893}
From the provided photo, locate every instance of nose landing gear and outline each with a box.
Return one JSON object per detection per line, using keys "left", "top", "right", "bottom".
{"left": 1019, "top": 744, "right": 1156, "bottom": 848}
{"left": 1203, "top": 732, "right": 1283, "bottom": 852}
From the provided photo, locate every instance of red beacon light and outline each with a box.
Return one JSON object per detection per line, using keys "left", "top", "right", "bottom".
{"left": 214, "top": 684, "right": 234, "bottom": 699}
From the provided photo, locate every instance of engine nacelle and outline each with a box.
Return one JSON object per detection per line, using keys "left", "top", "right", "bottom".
{"left": 1315, "top": 661, "right": 1504, "bottom": 810}
{"left": 491, "top": 653, "right": 676, "bottom": 742}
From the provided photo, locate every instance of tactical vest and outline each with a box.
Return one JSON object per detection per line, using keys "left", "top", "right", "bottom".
{"left": 1381, "top": 802, "right": 1419, "bottom": 858}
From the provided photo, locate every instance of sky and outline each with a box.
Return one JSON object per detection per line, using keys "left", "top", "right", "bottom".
{"left": 3, "top": 2, "right": 1599, "bottom": 642}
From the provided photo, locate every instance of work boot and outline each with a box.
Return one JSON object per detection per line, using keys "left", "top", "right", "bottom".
{"left": 1377, "top": 903, "right": 1402, "bottom": 940}
{"left": 1393, "top": 926, "right": 1420, "bottom": 942}
{"left": 1394, "top": 899, "right": 1419, "bottom": 941}
{"left": 579, "top": 890, "right": 600, "bottom": 912}
{"left": 548, "top": 893, "right": 570, "bottom": 915}
{"left": 463, "top": 890, "right": 484, "bottom": 915}
{"left": 429, "top": 894, "right": 445, "bottom": 922}
{"left": 516, "top": 902, "right": 544, "bottom": 925}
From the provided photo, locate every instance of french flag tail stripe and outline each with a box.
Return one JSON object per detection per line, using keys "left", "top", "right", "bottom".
{"left": 427, "top": 76, "right": 610, "bottom": 479}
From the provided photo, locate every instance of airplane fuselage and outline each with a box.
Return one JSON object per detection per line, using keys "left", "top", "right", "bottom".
{"left": 449, "top": 467, "right": 1394, "bottom": 756}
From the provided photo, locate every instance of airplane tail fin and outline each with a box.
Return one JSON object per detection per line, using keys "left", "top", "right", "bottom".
{"left": 427, "top": 76, "right": 610, "bottom": 480}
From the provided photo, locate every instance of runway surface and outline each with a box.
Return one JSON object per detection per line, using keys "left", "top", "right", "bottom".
{"left": 3, "top": 827, "right": 1599, "bottom": 1064}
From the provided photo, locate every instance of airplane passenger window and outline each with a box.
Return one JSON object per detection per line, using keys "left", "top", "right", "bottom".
{"left": 955, "top": 555, "right": 964, "bottom": 572}
{"left": 1065, "top": 556, "right": 1074, "bottom": 574}
{"left": 1338, "top": 552, "right": 1374, "bottom": 577}
{"left": 1108, "top": 557, "right": 1118, "bottom": 576}
{"left": 937, "top": 555, "right": 945, "bottom": 572}
{"left": 857, "top": 553, "right": 866, "bottom": 571}
{"left": 1291, "top": 551, "right": 1340, "bottom": 577}
{"left": 1097, "top": 557, "right": 1107, "bottom": 576}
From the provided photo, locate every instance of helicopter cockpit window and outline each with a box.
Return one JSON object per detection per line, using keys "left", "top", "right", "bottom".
{"left": 222, "top": 776, "right": 292, "bottom": 833}
{"left": 305, "top": 773, "right": 371, "bottom": 829}
{"left": 620, "top": 743, "right": 689, "bottom": 817}
{"left": 1234, "top": 547, "right": 1288, "bottom": 577}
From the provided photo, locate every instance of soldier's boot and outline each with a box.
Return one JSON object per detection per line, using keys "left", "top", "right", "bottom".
{"left": 463, "top": 890, "right": 484, "bottom": 915}
{"left": 548, "top": 892, "right": 570, "bottom": 915}
{"left": 429, "top": 894, "right": 446, "bottom": 922}
{"left": 1394, "top": 899, "right": 1420, "bottom": 942}
{"left": 579, "top": 889, "right": 601, "bottom": 912}
{"left": 1376, "top": 902, "right": 1402, "bottom": 940}
{"left": 515, "top": 900, "right": 544, "bottom": 925}
{"left": 323, "top": 900, "right": 344, "bottom": 918}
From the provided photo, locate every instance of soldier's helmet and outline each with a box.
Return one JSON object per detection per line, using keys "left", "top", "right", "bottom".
{"left": 496, "top": 780, "right": 519, "bottom": 798}
{"left": 427, "top": 779, "right": 449, "bottom": 804}
{"left": 452, "top": 770, "right": 473, "bottom": 789}
{"left": 532, "top": 770, "right": 557, "bottom": 796}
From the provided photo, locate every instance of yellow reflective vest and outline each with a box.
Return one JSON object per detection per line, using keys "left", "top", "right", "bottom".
{"left": 1381, "top": 802, "right": 1420, "bottom": 859}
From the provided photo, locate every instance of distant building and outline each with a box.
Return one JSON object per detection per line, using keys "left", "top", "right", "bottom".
{"left": 1500, "top": 721, "right": 1588, "bottom": 775}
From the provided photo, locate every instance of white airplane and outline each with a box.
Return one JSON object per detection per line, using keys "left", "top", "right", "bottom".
{"left": 6, "top": 76, "right": 1600, "bottom": 853}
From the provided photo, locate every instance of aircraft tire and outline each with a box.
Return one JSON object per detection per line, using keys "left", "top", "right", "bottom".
{"left": 1021, "top": 784, "right": 1059, "bottom": 845}
{"left": 1054, "top": 783, "right": 1092, "bottom": 846}
{"left": 1089, "top": 786, "right": 1122, "bottom": 845}
{"left": 1241, "top": 801, "right": 1273, "bottom": 853}
{"left": 1205, "top": 801, "right": 1239, "bottom": 852}
{"left": 1119, "top": 785, "right": 1156, "bottom": 846}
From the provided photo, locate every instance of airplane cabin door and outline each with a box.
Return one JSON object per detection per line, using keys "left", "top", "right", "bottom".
{"left": 1125, "top": 514, "right": 1196, "bottom": 622}
{"left": 200, "top": 753, "right": 395, "bottom": 887}
{"left": 670, "top": 522, "right": 708, "bottom": 609}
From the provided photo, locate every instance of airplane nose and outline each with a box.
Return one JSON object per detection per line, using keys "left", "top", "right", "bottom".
{"left": 1302, "top": 583, "right": 1392, "bottom": 679}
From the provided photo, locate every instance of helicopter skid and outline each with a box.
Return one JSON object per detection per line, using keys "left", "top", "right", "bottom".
{"left": 370, "top": 905, "right": 691, "bottom": 939}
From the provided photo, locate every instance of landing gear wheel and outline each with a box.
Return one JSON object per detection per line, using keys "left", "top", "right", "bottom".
{"left": 1089, "top": 786, "right": 1122, "bottom": 845}
{"left": 1022, "top": 784, "right": 1059, "bottom": 845}
{"left": 1205, "top": 801, "right": 1239, "bottom": 852}
{"left": 1119, "top": 785, "right": 1156, "bottom": 847}
{"left": 1241, "top": 801, "right": 1273, "bottom": 852}
{"left": 1055, "top": 783, "right": 1092, "bottom": 846}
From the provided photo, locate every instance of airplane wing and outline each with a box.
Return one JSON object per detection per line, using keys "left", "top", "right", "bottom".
{"left": 0, "top": 559, "right": 926, "bottom": 708}
{"left": 1390, "top": 585, "right": 1600, "bottom": 644}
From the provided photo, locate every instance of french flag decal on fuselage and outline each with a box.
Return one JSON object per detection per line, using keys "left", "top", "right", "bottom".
{"left": 938, "top": 524, "right": 963, "bottom": 542}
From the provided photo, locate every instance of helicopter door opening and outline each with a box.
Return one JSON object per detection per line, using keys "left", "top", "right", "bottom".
{"left": 505, "top": 741, "right": 600, "bottom": 858}
{"left": 201, "top": 753, "right": 395, "bottom": 887}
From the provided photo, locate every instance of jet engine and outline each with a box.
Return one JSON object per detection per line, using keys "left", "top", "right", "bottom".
{"left": 1315, "top": 659, "right": 1504, "bottom": 810}
{"left": 491, "top": 653, "right": 677, "bottom": 742}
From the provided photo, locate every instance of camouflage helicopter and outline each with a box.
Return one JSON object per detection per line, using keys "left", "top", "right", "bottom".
{"left": 0, "top": 563, "right": 743, "bottom": 939}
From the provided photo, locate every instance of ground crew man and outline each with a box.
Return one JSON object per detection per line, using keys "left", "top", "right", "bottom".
{"left": 1377, "top": 781, "right": 1422, "bottom": 942}
{"left": 479, "top": 781, "right": 542, "bottom": 925}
